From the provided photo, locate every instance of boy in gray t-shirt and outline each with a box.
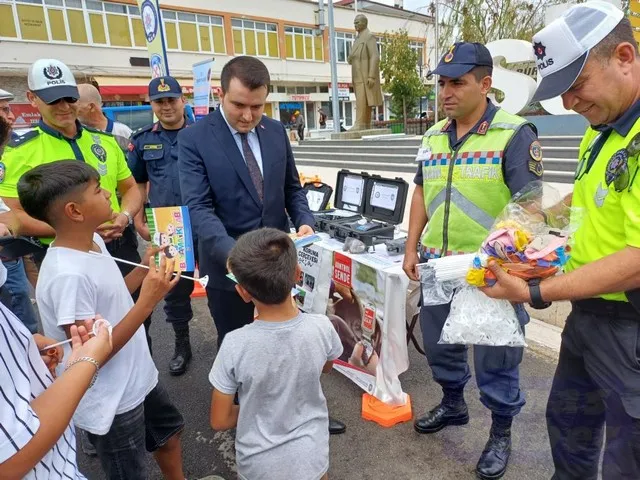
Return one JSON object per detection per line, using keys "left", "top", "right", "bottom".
{"left": 209, "top": 228, "right": 343, "bottom": 480}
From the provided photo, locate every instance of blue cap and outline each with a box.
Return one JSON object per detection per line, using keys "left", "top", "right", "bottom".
{"left": 148, "top": 76, "right": 182, "bottom": 101}
{"left": 429, "top": 42, "right": 493, "bottom": 79}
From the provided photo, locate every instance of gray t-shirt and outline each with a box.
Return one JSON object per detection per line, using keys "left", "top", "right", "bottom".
{"left": 209, "top": 312, "right": 343, "bottom": 480}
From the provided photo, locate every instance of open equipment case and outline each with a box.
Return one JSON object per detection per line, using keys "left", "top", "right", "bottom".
{"left": 332, "top": 174, "right": 408, "bottom": 247}
{"left": 306, "top": 170, "right": 368, "bottom": 235}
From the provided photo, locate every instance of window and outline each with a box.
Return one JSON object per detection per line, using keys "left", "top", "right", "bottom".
{"left": 335, "top": 32, "right": 354, "bottom": 63}
{"left": 161, "top": 9, "right": 225, "bottom": 54}
{"left": 232, "top": 18, "right": 278, "bottom": 57}
{"left": 285, "top": 25, "right": 323, "bottom": 61}
{"left": 0, "top": 0, "right": 227, "bottom": 53}
{"left": 410, "top": 41, "right": 425, "bottom": 64}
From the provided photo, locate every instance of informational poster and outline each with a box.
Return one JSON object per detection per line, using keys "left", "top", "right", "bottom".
{"left": 145, "top": 206, "right": 195, "bottom": 272}
{"left": 295, "top": 244, "right": 332, "bottom": 314}
{"left": 328, "top": 252, "right": 385, "bottom": 395}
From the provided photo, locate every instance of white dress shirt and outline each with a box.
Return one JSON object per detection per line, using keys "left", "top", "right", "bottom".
{"left": 219, "top": 106, "right": 264, "bottom": 175}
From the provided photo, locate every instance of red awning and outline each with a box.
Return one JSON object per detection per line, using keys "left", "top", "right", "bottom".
{"left": 99, "top": 85, "right": 148, "bottom": 96}
{"left": 99, "top": 85, "right": 220, "bottom": 96}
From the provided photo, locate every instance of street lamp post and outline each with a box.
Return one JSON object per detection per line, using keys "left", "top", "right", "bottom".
{"left": 417, "top": 56, "right": 423, "bottom": 133}
{"left": 434, "top": 1, "right": 439, "bottom": 123}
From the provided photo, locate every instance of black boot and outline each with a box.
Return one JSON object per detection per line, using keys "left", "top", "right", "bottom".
{"left": 169, "top": 323, "right": 192, "bottom": 376}
{"left": 328, "top": 417, "right": 346, "bottom": 435}
{"left": 476, "top": 414, "right": 512, "bottom": 480}
{"left": 414, "top": 388, "right": 469, "bottom": 434}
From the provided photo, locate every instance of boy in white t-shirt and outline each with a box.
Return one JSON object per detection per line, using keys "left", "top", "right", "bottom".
{"left": 17, "top": 160, "right": 184, "bottom": 480}
{"left": 209, "top": 228, "right": 343, "bottom": 480}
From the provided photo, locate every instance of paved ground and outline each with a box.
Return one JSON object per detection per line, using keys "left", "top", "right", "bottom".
{"left": 78, "top": 297, "right": 559, "bottom": 480}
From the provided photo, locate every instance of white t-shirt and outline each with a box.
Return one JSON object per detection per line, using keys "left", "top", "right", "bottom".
{"left": 209, "top": 312, "right": 343, "bottom": 480}
{"left": 0, "top": 303, "right": 86, "bottom": 479}
{"left": 36, "top": 234, "right": 157, "bottom": 435}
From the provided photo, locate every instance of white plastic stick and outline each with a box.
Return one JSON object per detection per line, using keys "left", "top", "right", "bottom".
{"left": 39, "top": 319, "right": 113, "bottom": 352}
{"left": 88, "top": 251, "right": 209, "bottom": 288}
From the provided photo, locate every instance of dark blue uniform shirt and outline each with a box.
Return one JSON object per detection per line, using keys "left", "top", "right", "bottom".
{"left": 414, "top": 100, "right": 542, "bottom": 196}
{"left": 127, "top": 118, "right": 193, "bottom": 207}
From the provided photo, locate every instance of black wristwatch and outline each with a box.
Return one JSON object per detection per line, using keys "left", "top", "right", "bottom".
{"left": 528, "top": 278, "right": 551, "bottom": 310}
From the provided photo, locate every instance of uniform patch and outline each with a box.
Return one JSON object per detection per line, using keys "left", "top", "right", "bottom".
{"left": 0, "top": 162, "right": 5, "bottom": 184}
{"left": 605, "top": 149, "right": 629, "bottom": 192}
{"left": 91, "top": 134, "right": 102, "bottom": 145}
{"left": 528, "top": 160, "right": 543, "bottom": 177}
{"left": 91, "top": 144, "right": 107, "bottom": 163}
{"left": 477, "top": 121, "right": 489, "bottom": 135}
{"left": 97, "top": 163, "right": 108, "bottom": 176}
{"left": 128, "top": 142, "right": 135, "bottom": 152}
{"left": 529, "top": 141, "right": 543, "bottom": 162}
{"left": 143, "top": 144, "right": 163, "bottom": 150}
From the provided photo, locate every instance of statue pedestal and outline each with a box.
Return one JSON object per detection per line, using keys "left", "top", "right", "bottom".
{"left": 330, "top": 128, "right": 392, "bottom": 140}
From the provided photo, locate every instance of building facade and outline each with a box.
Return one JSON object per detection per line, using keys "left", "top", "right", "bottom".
{"left": 0, "top": 0, "right": 433, "bottom": 130}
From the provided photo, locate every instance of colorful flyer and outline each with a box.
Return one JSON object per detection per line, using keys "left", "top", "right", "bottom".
{"left": 145, "top": 206, "right": 195, "bottom": 272}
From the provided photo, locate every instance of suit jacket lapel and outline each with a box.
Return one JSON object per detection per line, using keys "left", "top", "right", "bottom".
{"left": 210, "top": 109, "right": 262, "bottom": 208}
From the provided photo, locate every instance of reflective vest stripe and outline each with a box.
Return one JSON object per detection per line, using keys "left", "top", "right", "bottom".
{"left": 427, "top": 187, "right": 495, "bottom": 230}
{"left": 488, "top": 122, "right": 523, "bottom": 131}
{"left": 419, "top": 245, "right": 469, "bottom": 259}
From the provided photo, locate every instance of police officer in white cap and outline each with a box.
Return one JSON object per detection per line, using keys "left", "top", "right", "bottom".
{"left": 482, "top": 2, "right": 640, "bottom": 478}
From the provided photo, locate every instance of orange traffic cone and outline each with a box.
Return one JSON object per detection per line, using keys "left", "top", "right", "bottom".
{"left": 191, "top": 264, "right": 206, "bottom": 298}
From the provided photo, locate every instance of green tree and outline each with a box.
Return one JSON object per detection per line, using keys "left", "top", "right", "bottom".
{"left": 380, "top": 29, "right": 425, "bottom": 131}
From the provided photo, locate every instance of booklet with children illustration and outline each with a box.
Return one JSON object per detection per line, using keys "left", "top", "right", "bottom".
{"left": 145, "top": 206, "right": 196, "bottom": 272}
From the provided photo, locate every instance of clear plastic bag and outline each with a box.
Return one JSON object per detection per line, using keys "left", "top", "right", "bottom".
{"left": 467, "top": 181, "right": 583, "bottom": 287}
{"left": 439, "top": 287, "right": 526, "bottom": 347}
{"left": 417, "top": 262, "right": 465, "bottom": 306}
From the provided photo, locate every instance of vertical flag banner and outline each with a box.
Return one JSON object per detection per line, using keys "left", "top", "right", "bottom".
{"left": 192, "top": 59, "right": 214, "bottom": 121}
{"left": 137, "top": 0, "right": 170, "bottom": 78}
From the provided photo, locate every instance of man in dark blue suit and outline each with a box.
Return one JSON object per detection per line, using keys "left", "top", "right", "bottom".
{"left": 178, "top": 56, "right": 345, "bottom": 434}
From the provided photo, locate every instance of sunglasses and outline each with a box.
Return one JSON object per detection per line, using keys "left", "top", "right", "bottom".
{"left": 46, "top": 97, "right": 78, "bottom": 105}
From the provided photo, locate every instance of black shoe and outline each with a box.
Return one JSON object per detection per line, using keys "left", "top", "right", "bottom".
{"left": 169, "top": 335, "right": 192, "bottom": 376}
{"left": 414, "top": 402, "right": 469, "bottom": 434}
{"left": 476, "top": 431, "right": 511, "bottom": 479}
{"left": 328, "top": 417, "right": 346, "bottom": 435}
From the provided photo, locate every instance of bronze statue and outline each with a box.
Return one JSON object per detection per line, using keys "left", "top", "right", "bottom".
{"left": 348, "top": 14, "right": 384, "bottom": 131}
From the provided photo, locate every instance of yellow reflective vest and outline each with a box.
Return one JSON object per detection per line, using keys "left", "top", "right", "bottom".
{"left": 420, "top": 109, "right": 531, "bottom": 257}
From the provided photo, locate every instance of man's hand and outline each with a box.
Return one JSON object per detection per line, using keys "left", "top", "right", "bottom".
{"left": 96, "top": 212, "right": 128, "bottom": 243}
{"left": 66, "top": 318, "right": 112, "bottom": 367}
{"left": 297, "top": 225, "right": 314, "bottom": 237}
{"left": 0, "top": 222, "right": 11, "bottom": 237}
{"left": 479, "top": 261, "right": 530, "bottom": 303}
{"left": 367, "top": 78, "right": 375, "bottom": 89}
{"left": 141, "top": 245, "right": 163, "bottom": 266}
{"left": 33, "top": 334, "right": 64, "bottom": 378}
{"left": 402, "top": 249, "right": 420, "bottom": 281}
{"left": 135, "top": 220, "right": 151, "bottom": 242}
{"left": 138, "top": 254, "right": 181, "bottom": 310}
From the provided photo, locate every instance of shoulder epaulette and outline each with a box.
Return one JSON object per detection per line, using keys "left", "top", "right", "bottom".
{"left": 7, "top": 130, "right": 39, "bottom": 148}
{"left": 130, "top": 123, "right": 155, "bottom": 139}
